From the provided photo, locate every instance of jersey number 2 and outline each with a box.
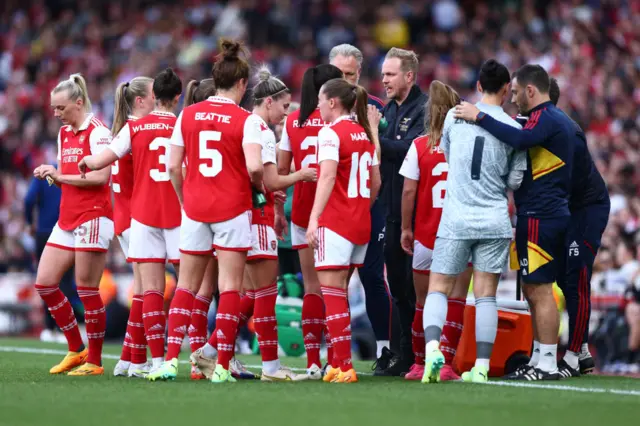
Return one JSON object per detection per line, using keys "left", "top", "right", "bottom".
{"left": 348, "top": 152, "right": 372, "bottom": 198}
{"left": 431, "top": 162, "right": 448, "bottom": 208}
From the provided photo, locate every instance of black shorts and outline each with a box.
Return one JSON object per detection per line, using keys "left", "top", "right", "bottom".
{"left": 515, "top": 216, "right": 569, "bottom": 284}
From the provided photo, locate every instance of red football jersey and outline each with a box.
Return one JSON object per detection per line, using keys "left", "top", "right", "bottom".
{"left": 109, "top": 111, "right": 182, "bottom": 228}
{"left": 170, "top": 96, "right": 263, "bottom": 223}
{"left": 252, "top": 117, "right": 276, "bottom": 227}
{"left": 111, "top": 116, "right": 137, "bottom": 236}
{"left": 398, "top": 135, "right": 448, "bottom": 249}
{"left": 57, "top": 114, "right": 113, "bottom": 231}
{"left": 316, "top": 116, "right": 378, "bottom": 245}
{"left": 279, "top": 109, "right": 328, "bottom": 229}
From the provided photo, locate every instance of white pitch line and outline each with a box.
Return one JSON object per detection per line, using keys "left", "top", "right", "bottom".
{"left": 1, "top": 345, "right": 639, "bottom": 396}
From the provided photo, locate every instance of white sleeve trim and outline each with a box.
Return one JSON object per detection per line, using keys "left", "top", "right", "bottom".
{"left": 242, "top": 114, "right": 263, "bottom": 146}
{"left": 57, "top": 129, "right": 62, "bottom": 163}
{"left": 399, "top": 141, "right": 419, "bottom": 180}
{"left": 89, "top": 125, "right": 112, "bottom": 155}
{"left": 170, "top": 112, "right": 184, "bottom": 147}
{"left": 317, "top": 127, "right": 340, "bottom": 163}
{"left": 108, "top": 124, "right": 132, "bottom": 158}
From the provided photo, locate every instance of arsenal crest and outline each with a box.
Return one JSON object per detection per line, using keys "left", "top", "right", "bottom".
{"left": 79, "top": 135, "right": 86, "bottom": 144}
{"left": 271, "top": 240, "right": 276, "bottom": 250}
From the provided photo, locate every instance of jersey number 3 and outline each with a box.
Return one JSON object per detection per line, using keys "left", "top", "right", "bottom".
{"left": 348, "top": 152, "right": 373, "bottom": 198}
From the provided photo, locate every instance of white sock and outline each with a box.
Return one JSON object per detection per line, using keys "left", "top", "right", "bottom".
{"left": 529, "top": 340, "right": 540, "bottom": 366}
{"left": 119, "top": 359, "right": 131, "bottom": 366}
{"left": 537, "top": 343, "right": 557, "bottom": 373}
{"left": 580, "top": 343, "right": 591, "bottom": 358}
{"left": 152, "top": 357, "right": 164, "bottom": 369}
{"left": 426, "top": 340, "right": 439, "bottom": 354}
{"left": 474, "top": 358, "right": 490, "bottom": 370}
{"left": 131, "top": 362, "right": 145, "bottom": 370}
{"left": 563, "top": 350, "right": 579, "bottom": 369}
{"left": 202, "top": 343, "right": 218, "bottom": 358}
{"left": 376, "top": 340, "right": 390, "bottom": 358}
{"left": 263, "top": 359, "right": 280, "bottom": 375}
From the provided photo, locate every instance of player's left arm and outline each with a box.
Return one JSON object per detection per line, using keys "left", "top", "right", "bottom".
{"left": 455, "top": 101, "right": 551, "bottom": 150}
{"left": 506, "top": 149, "right": 527, "bottom": 190}
{"left": 398, "top": 141, "right": 419, "bottom": 254}
{"left": 262, "top": 130, "right": 316, "bottom": 191}
{"left": 243, "top": 115, "right": 265, "bottom": 191}
{"left": 46, "top": 126, "right": 112, "bottom": 186}
{"left": 169, "top": 113, "right": 186, "bottom": 205}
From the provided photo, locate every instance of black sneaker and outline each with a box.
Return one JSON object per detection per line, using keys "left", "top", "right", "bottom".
{"left": 509, "top": 367, "right": 560, "bottom": 381}
{"left": 503, "top": 363, "right": 534, "bottom": 380}
{"left": 371, "top": 347, "right": 394, "bottom": 376}
{"left": 380, "top": 355, "right": 412, "bottom": 377}
{"left": 579, "top": 356, "right": 595, "bottom": 375}
{"left": 557, "top": 359, "right": 580, "bottom": 379}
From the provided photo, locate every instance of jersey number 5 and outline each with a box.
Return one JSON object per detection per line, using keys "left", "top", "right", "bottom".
{"left": 348, "top": 152, "right": 373, "bottom": 198}
{"left": 431, "top": 162, "right": 448, "bottom": 208}
{"left": 199, "top": 131, "right": 223, "bottom": 177}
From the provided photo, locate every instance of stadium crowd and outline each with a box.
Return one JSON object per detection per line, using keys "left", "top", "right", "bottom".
{"left": 1, "top": 0, "right": 639, "bottom": 373}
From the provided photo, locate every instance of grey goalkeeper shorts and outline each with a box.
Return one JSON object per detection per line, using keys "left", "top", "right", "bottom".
{"left": 430, "top": 237, "right": 511, "bottom": 275}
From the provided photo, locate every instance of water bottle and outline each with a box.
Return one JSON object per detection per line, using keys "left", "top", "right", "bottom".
{"left": 252, "top": 189, "right": 267, "bottom": 208}
{"left": 379, "top": 116, "right": 388, "bottom": 132}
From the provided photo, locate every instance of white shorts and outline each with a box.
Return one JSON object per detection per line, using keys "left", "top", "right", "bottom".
{"left": 129, "top": 219, "right": 180, "bottom": 264}
{"left": 117, "top": 228, "right": 131, "bottom": 260}
{"left": 248, "top": 224, "right": 278, "bottom": 261}
{"left": 314, "top": 227, "right": 367, "bottom": 270}
{"left": 180, "top": 210, "right": 252, "bottom": 254}
{"left": 291, "top": 223, "right": 308, "bottom": 249}
{"left": 412, "top": 240, "right": 433, "bottom": 275}
{"left": 47, "top": 217, "right": 114, "bottom": 252}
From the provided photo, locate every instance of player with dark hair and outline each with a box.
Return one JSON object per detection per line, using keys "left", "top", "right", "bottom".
{"left": 171, "top": 39, "right": 264, "bottom": 384}
{"left": 306, "top": 78, "right": 381, "bottom": 383}
{"left": 277, "top": 63, "right": 344, "bottom": 379}
{"left": 79, "top": 68, "right": 184, "bottom": 380}
{"left": 421, "top": 59, "right": 526, "bottom": 384}
{"left": 455, "top": 64, "right": 575, "bottom": 380}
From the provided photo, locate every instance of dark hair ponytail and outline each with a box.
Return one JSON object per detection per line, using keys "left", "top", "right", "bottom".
{"left": 297, "top": 64, "right": 343, "bottom": 127}
{"left": 183, "top": 78, "right": 216, "bottom": 108}
{"left": 212, "top": 38, "right": 250, "bottom": 91}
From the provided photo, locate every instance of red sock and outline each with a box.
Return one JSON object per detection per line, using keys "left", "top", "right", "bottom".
{"left": 35, "top": 284, "right": 84, "bottom": 352}
{"left": 129, "top": 294, "right": 147, "bottom": 364}
{"left": 189, "top": 295, "right": 211, "bottom": 353}
{"left": 325, "top": 323, "right": 335, "bottom": 368}
{"left": 254, "top": 283, "right": 279, "bottom": 362}
{"left": 321, "top": 286, "right": 352, "bottom": 372}
{"left": 77, "top": 286, "right": 106, "bottom": 366}
{"left": 441, "top": 298, "right": 466, "bottom": 365}
{"left": 238, "top": 290, "right": 255, "bottom": 328}
{"left": 165, "top": 288, "right": 195, "bottom": 360}
{"left": 210, "top": 291, "right": 240, "bottom": 369}
{"left": 142, "top": 290, "right": 166, "bottom": 360}
{"left": 412, "top": 303, "right": 425, "bottom": 365}
{"left": 302, "top": 293, "right": 324, "bottom": 369}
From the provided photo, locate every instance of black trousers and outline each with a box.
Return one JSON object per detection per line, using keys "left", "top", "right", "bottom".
{"left": 384, "top": 220, "right": 415, "bottom": 362}
{"left": 36, "top": 232, "right": 77, "bottom": 330}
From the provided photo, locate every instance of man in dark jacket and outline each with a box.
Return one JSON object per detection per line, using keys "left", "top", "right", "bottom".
{"left": 377, "top": 47, "right": 428, "bottom": 375}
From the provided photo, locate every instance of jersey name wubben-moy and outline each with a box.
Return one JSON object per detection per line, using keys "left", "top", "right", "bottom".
{"left": 109, "top": 111, "right": 182, "bottom": 229}
{"left": 438, "top": 103, "right": 526, "bottom": 240}
{"left": 317, "top": 116, "right": 378, "bottom": 245}
{"left": 278, "top": 109, "right": 328, "bottom": 229}
{"left": 399, "top": 135, "right": 447, "bottom": 250}
{"left": 170, "top": 96, "right": 263, "bottom": 223}
{"left": 57, "top": 113, "right": 113, "bottom": 231}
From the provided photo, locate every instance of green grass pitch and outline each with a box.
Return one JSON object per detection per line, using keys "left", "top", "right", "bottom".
{"left": 0, "top": 337, "right": 638, "bottom": 426}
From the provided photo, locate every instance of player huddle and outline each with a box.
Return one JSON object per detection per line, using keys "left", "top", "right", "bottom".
{"left": 32, "top": 38, "right": 608, "bottom": 385}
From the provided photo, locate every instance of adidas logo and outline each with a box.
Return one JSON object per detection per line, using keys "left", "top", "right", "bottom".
{"left": 81, "top": 238, "right": 87, "bottom": 243}
{"left": 343, "top": 325, "right": 351, "bottom": 332}
{"left": 125, "top": 332, "right": 132, "bottom": 339}
{"left": 174, "top": 325, "right": 187, "bottom": 334}
{"left": 570, "top": 241, "right": 579, "bottom": 248}
{"left": 188, "top": 325, "right": 196, "bottom": 333}
{"left": 543, "top": 352, "right": 554, "bottom": 357}
{"left": 149, "top": 323, "right": 164, "bottom": 331}
{"left": 216, "top": 329, "right": 226, "bottom": 339}
{"left": 441, "top": 335, "right": 449, "bottom": 343}
{"left": 304, "top": 333, "right": 316, "bottom": 341}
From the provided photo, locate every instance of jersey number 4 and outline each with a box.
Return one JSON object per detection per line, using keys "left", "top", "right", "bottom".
{"left": 348, "top": 152, "right": 373, "bottom": 198}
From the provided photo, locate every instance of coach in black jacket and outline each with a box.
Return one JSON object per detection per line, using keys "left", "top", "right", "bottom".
{"left": 377, "top": 47, "right": 427, "bottom": 375}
